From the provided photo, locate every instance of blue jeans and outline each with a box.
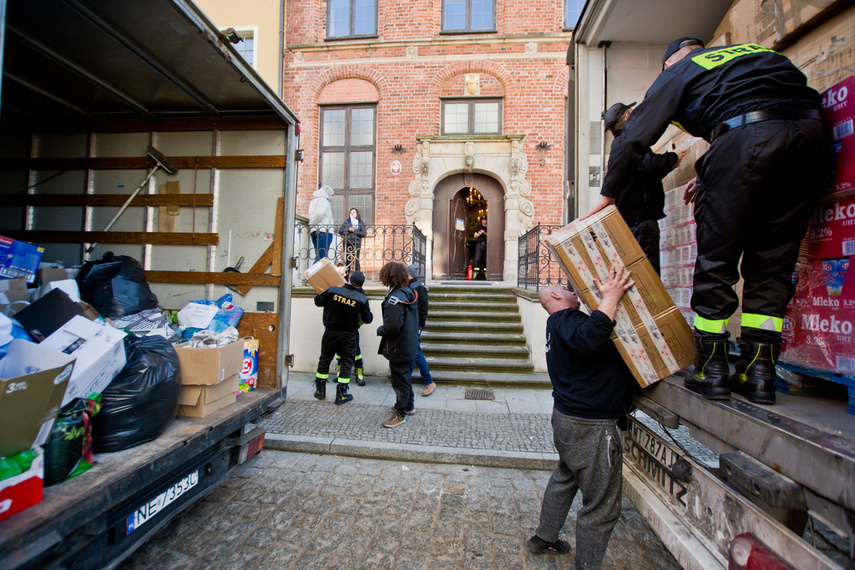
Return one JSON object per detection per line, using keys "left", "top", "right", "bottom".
{"left": 311, "top": 231, "right": 333, "bottom": 263}
{"left": 408, "top": 331, "right": 432, "bottom": 386}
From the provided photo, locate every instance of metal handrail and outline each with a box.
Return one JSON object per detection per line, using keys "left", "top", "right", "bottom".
{"left": 517, "top": 223, "right": 566, "bottom": 291}
{"left": 294, "top": 221, "right": 427, "bottom": 285}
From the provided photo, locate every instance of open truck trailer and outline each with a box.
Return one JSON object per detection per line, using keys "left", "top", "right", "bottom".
{"left": 0, "top": 0, "right": 299, "bottom": 567}
{"left": 571, "top": 0, "right": 855, "bottom": 568}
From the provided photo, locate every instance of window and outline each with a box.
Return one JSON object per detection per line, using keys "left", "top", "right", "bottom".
{"left": 319, "top": 105, "right": 376, "bottom": 224}
{"left": 565, "top": 0, "right": 585, "bottom": 30}
{"left": 442, "top": 0, "right": 495, "bottom": 33}
{"left": 441, "top": 99, "right": 502, "bottom": 135}
{"left": 327, "top": 0, "right": 378, "bottom": 39}
{"left": 221, "top": 28, "right": 256, "bottom": 66}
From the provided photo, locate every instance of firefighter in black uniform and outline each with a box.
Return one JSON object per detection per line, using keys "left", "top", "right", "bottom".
{"left": 597, "top": 101, "right": 684, "bottom": 274}
{"left": 590, "top": 38, "right": 828, "bottom": 404}
{"left": 314, "top": 270, "right": 373, "bottom": 405}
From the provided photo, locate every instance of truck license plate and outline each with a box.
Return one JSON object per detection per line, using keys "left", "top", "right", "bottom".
{"left": 626, "top": 416, "right": 689, "bottom": 507}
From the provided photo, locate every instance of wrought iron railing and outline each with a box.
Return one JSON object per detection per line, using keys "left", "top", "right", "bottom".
{"left": 517, "top": 223, "right": 566, "bottom": 291}
{"left": 294, "top": 222, "right": 427, "bottom": 285}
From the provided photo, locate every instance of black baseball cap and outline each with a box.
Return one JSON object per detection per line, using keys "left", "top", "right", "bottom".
{"left": 602, "top": 102, "right": 636, "bottom": 132}
{"left": 349, "top": 270, "right": 365, "bottom": 287}
{"left": 662, "top": 37, "right": 704, "bottom": 69}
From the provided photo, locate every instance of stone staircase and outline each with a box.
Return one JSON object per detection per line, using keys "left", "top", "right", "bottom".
{"left": 414, "top": 283, "right": 550, "bottom": 388}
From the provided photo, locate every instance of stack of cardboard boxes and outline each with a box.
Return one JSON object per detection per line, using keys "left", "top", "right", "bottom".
{"left": 544, "top": 206, "right": 695, "bottom": 388}
{"left": 175, "top": 339, "right": 244, "bottom": 417}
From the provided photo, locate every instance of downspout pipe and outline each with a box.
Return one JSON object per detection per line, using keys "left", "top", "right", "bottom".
{"left": 598, "top": 41, "right": 610, "bottom": 191}
{"left": 565, "top": 42, "right": 575, "bottom": 222}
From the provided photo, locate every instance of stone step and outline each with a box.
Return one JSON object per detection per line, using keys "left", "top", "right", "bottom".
{"left": 430, "top": 300, "right": 519, "bottom": 313}
{"left": 422, "top": 343, "right": 530, "bottom": 358}
{"left": 427, "top": 310, "right": 521, "bottom": 323}
{"left": 424, "top": 356, "right": 535, "bottom": 374}
{"left": 420, "top": 331, "right": 527, "bottom": 345}
{"left": 424, "top": 321, "right": 524, "bottom": 334}
{"left": 412, "top": 369, "right": 551, "bottom": 388}
{"left": 428, "top": 293, "right": 517, "bottom": 304}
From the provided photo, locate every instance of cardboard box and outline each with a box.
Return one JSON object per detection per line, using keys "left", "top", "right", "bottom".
{"left": 305, "top": 258, "right": 345, "bottom": 294}
{"left": 175, "top": 339, "right": 243, "bottom": 385}
{"left": 544, "top": 206, "right": 695, "bottom": 387}
{"left": 0, "top": 236, "right": 44, "bottom": 284}
{"left": 0, "top": 340, "right": 74, "bottom": 458}
{"left": 0, "top": 448, "right": 44, "bottom": 522}
{"left": 0, "top": 277, "right": 30, "bottom": 304}
{"left": 40, "top": 316, "right": 127, "bottom": 406}
{"left": 36, "top": 267, "right": 77, "bottom": 285}
{"left": 13, "top": 288, "right": 85, "bottom": 340}
{"left": 178, "top": 374, "right": 239, "bottom": 417}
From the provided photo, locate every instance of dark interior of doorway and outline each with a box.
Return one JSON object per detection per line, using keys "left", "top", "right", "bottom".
{"left": 464, "top": 187, "right": 487, "bottom": 270}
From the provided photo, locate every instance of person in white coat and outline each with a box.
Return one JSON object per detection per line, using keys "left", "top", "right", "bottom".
{"left": 308, "top": 185, "right": 335, "bottom": 263}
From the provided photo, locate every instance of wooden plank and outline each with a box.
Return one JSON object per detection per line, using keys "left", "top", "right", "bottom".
{"left": 145, "top": 271, "right": 279, "bottom": 287}
{"left": 0, "top": 231, "right": 218, "bottom": 246}
{"left": 2, "top": 194, "right": 215, "bottom": 208}
{"left": 236, "top": 312, "right": 279, "bottom": 390}
{"left": 235, "top": 244, "right": 276, "bottom": 296}
{"left": 272, "top": 197, "right": 284, "bottom": 277}
{"left": 0, "top": 155, "right": 287, "bottom": 171}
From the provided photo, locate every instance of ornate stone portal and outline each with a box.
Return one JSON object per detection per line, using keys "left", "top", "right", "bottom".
{"left": 406, "top": 135, "right": 534, "bottom": 282}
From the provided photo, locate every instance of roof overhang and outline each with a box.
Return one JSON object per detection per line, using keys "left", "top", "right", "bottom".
{"left": 0, "top": 0, "right": 298, "bottom": 131}
{"left": 574, "top": 0, "right": 733, "bottom": 47}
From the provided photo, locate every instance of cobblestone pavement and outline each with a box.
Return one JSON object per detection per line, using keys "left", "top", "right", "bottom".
{"left": 119, "top": 451, "right": 680, "bottom": 570}
{"left": 117, "top": 374, "right": 682, "bottom": 569}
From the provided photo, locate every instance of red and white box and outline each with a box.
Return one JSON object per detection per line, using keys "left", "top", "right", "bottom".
{"left": 823, "top": 77, "right": 855, "bottom": 194}
{"left": 0, "top": 448, "right": 44, "bottom": 522}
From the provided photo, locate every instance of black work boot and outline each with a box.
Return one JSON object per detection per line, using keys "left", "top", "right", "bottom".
{"left": 730, "top": 337, "right": 780, "bottom": 405}
{"left": 335, "top": 382, "right": 353, "bottom": 405}
{"left": 354, "top": 364, "right": 365, "bottom": 387}
{"left": 314, "top": 376, "right": 326, "bottom": 400}
{"left": 685, "top": 331, "right": 731, "bottom": 400}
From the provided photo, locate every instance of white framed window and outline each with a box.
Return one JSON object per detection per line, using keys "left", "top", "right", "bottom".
{"left": 441, "top": 98, "right": 502, "bottom": 135}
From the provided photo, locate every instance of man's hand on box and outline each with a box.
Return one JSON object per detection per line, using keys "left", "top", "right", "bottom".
{"left": 593, "top": 264, "right": 634, "bottom": 321}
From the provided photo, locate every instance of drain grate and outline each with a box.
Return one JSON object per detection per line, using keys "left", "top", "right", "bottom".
{"left": 465, "top": 388, "right": 495, "bottom": 401}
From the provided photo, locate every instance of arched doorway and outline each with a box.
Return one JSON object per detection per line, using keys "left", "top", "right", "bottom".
{"left": 432, "top": 173, "right": 505, "bottom": 280}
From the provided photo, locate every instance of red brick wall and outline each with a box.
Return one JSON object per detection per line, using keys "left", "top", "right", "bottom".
{"left": 285, "top": 0, "right": 570, "bottom": 227}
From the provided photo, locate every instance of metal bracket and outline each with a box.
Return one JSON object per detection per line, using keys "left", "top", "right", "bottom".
{"left": 285, "top": 354, "right": 294, "bottom": 367}
{"left": 290, "top": 256, "right": 298, "bottom": 269}
{"left": 720, "top": 450, "right": 806, "bottom": 510}
{"left": 632, "top": 394, "right": 680, "bottom": 429}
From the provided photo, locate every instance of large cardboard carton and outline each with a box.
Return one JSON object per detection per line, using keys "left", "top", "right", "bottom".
{"left": 175, "top": 339, "right": 244, "bottom": 386}
{"left": 0, "top": 277, "right": 29, "bottom": 304}
{"left": 305, "top": 258, "right": 345, "bottom": 294}
{"left": 40, "top": 316, "right": 127, "bottom": 406}
{"left": 0, "top": 448, "right": 44, "bottom": 522}
{"left": 178, "top": 375, "right": 239, "bottom": 418}
{"left": 0, "top": 236, "right": 44, "bottom": 284}
{"left": 543, "top": 206, "right": 695, "bottom": 387}
{"left": 0, "top": 340, "right": 74, "bottom": 458}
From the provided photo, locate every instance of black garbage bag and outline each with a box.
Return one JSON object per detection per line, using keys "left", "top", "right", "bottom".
{"left": 76, "top": 252, "right": 159, "bottom": 318}
{"left": 92, "top": 335, "right": 180, "bottom": 453}
{"left": 44, "top": 399, "right": 100, "bottom": 486}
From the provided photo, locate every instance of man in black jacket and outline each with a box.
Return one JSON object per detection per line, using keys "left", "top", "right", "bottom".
{"left": 407, "top": 264, "right": 435, "bottom": 396}
{"left": 314, "top": 271, "right": 373, "bottom": 405}
{"left": 377, "top": 262, "right": 419, "bottom": 428}
{"left": 590, "top": 38, "right": 827, "bottom": 404}
{"left": 594, "top": 101, "right": 684, "bottom": 274}
{"left": 527, "top": 265, "right": 635, "bottom": 568}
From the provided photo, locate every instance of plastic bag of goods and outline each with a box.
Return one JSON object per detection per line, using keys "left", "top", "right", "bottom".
{"left": 44, "top": 398, "right": 101, "bottom": 486}
{"left": 92, "top": 335, "right": 180, "bottom": 453}
{"left": 76, "top": 253, "right": 159, "bottom": 318}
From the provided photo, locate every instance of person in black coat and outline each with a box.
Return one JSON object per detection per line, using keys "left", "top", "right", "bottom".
{"left": 376, "top": 261, "right": 419, "bottom": 428}
{"left": 338, "top": 207, "right": 367, "bottom": 273}
{"left": 594, "top": 101, "right": 684, "bottom": 275}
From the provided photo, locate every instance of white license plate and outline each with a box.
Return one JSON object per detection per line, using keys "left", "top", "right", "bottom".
{"left": 626, "top": 417, "right": 689, "bottom": 508}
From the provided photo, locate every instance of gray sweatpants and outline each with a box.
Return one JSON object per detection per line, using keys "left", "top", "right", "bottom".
{"left": 535, "top": 409, "right": 623, "bottom": 570}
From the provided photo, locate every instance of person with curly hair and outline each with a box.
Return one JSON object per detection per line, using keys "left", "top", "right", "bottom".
{"left": 376, "top": 261, "right": 419, "bottom": 428}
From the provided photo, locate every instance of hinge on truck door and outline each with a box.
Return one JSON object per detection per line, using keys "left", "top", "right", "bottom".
{"left": 285, "top": 354, "right": 294, "bottom": 367}
{"left": 290, "top": 256, "right": 298, "bottom": 269}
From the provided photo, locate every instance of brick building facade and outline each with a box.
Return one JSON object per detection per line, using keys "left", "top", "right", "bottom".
{"left": 284, "top": 0, "right": 574, "bottom": 281}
